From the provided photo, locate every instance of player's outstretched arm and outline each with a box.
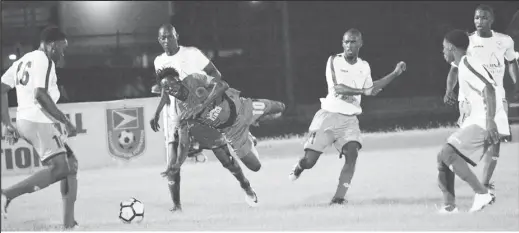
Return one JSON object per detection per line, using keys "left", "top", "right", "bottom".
{"left": 483, "top": 82, "right": 499, "bottom": 144}
{"left": 1, "top": 83, "right": 13, "bottom": 127}
{"left": 507, "top": 59, "right": 519, "bottom": 99}
{"left": 150, "top": 88, "right": 171, "bottom": 132}
{"left": 366, "top": 61, "right": 407, "bottom": 96}
{"left": 333, "top": 84, "right": 366, "bottom": 96}
{"left": 444, "top": 65, "right": 459, "bottom": 105}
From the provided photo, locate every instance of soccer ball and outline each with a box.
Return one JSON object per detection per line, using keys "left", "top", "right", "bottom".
{"left": 118, "top": 130, "right": 136, "bottom": 150}
{"left": 119, "top": 198, "right": 144, "bottom": 223}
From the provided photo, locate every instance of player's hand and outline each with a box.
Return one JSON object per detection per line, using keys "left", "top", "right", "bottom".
{"left": 485, "top": 120, "right": 500, "bottom": 145}
{"left": 150, "top": 116, "right": 160, "bottom": 132}
{"left": 65, "top": 122, "right": 77, "bottom": 137}
{"left": 3, "top": 124, "right": 20, "bottom": 145}
{"left": 393, "top": 61, "right": 407, "bottom": 76}
{"left": 443, "top": 91, "right": 457, "bottom": 106}
{"left": 161, "top": 164, "right": 181, "bottom": 177}
{"left": 180, "top": 104, "right": 204, "bottom": 121}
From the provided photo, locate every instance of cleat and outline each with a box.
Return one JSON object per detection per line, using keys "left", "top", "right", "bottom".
{"left": 330, "top": 197, "right": 347, "bottom": 205}
{"left": 64, "top": 221, "right": 80, "bottom": 230}
{"left": 469, "top": 192, "right": 494, "bottom": 212}
{"left": 244, "top": 187, "right": 259, "bottom": 207}
{"left": 485, "top": 183, "right": 496, "bottom": 203}
{"left": 288, "top": 164, "right": 303, "bottom": 181}
{"left": 170, "top": 205, "right": 182, "bottom": 212}
{"left": 1, "top": 193, "right": 9, "bottom": 219}
{"left": 437, "top": 205, "right": 459, "bottom": 214}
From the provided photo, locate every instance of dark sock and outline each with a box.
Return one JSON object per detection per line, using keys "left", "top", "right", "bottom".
{"left": 438, "top": 162, "right": 456, "bottom": 206}
{"left": 333, "top": 156, "right": 357, "bottom": 199}
{"left": 168, "top": 173, "right": 181, "bottom": 207}
{"left": 61, "top": 175, "right": 78, "bottom": 228}
{"left": 4, "top": 167, "right": 56, "bottom": 200}
{"left": 482, "top": 144, "right": 499, "bottom": 186}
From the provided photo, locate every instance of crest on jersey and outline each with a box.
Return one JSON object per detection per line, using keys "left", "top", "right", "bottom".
{"left": 106, "top": 107, "right": 146, "bottom": 160}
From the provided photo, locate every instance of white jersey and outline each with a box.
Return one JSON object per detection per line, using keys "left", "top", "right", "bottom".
{"left": 153, "top": 46, "right": 210, "bottom": 120}
{"left": 1, "top": 50, "right": 60, "bottom": 123}
{"left": 320, "top": 53, "right": 373, "bottom": 115}
{"left": 458, "top": 31, "right": 516, "bottom": 101}
{"left": 457, "top": 55, "right": 509, "bottom": 135}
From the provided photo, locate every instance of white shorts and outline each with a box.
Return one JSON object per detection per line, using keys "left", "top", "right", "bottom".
{"left": 17, "top": 119, "right": 67, "bottom": 163}
{"left": 303, "top": 109, "right": 361, "bottom": 153}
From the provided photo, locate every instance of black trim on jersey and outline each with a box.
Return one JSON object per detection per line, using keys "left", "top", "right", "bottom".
{"left": 215, "top": 94, "right": 237, "bottom": 130}
{"left": 44, "top": 58, "right": 53, "bottom": 91}
{"left": 463, "top": 57, "right": 495, "bottom": 86}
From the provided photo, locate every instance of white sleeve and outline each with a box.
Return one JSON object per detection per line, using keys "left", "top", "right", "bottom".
{"left": 1, "top": 61, "right": 19, "bottom": 88}
{"left": 31, "top": 53, "right": 52, "bottom": 89}
{"left": 325, "top": 56, "right": 334, "bottom": 91}
{"left": 189, "top": 47, "right": 211, "bottom": 71}
{"left": 451, "top": 62, "right": 458, "bottom": 68}
{"left": 504, "top": 36, "right": 516, "bottom": 61}
{"left": 153, "top": 57, "right": 162, "bottom": 73}
{"left": 363, "top": 62, "right": 374, "bottom": 89}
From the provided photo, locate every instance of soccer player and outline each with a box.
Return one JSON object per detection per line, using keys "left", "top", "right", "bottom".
{"left": 156, "top": 67, "right": 285, "bottom": 207}
{"left": 443, "top": 5, "right": 518, "bottom": 199}
{"left": 437, "top": 29, "right": 507, "bottom": 213}
{"left": 150, "top": 24, "right": 221, "bottom": 164}
{"left": 287, "top": 28, "right": 407, "bottom": 205}
{"left": 1, "top": 26, "right": 79, "bottom": 229}
{"left": 149, "top": 24, "right": 259, "bottom": 211}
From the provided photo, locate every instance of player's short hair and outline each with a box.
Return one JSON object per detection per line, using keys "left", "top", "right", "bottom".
{"left": 444, "top": 29, "right": 470, "bottom": 50}
{"left": 475, "top": 4, "right": 494, "bottom": 18}
{"left": 40, "top": 26, "right": 67, "bottom": 43}
{"left": 156, "top": 67, "right": 180, "bottom": 85}
{"left": 344, "top": 28, "right": 362, "bottom": 39}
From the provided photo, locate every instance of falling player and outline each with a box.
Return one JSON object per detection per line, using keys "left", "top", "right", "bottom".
{"left": 150, "top": 23, "right": 221, "bottom": 164}
{"left": 437, "top": 29, "right": 506, "bottom": 213}
{"left": 288, "top": 28, "right": 407, "bottom": 205}
{"left": 149, "top": 24, "right": 259, "bottom": 211}
{"left": 157, "top": 67, "right": 285, "bottom": 208}
{"left": 1, "top": 26, "right": 79, "bottom": 229}
{"left": 443, "top": 5, "right": 518, "bottom": 199}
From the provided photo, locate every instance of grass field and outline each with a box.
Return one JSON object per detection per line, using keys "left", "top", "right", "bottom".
{"left": 1, "top": 127, "right": 518, "bottom": 231}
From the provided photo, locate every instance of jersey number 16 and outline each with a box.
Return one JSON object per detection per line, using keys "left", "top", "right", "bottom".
{"left": 16, "top": 61, "right": 32, "bottom": 86}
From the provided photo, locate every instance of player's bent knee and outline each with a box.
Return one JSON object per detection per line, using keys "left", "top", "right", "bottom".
{"left": 240, "top": 155, "right": 261, "bottom": 172}
{"left": 45, "top": 152, "right": 72, "bottom": 181}
{"left": 341, "top": 142, "right": 360, "bottom": 158}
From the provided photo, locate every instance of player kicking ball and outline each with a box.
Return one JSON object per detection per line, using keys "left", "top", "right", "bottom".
{"left": 288, "top": 28, "right": 407, "bottom": 205}
{"left": 436, "top": 29, "right": 507, "bottom": 213}
{"left": 1, "top": 26, "right": 80, "bottom": 229}
{"left": 156, "top": 67, "right": 285, "bottom": 208}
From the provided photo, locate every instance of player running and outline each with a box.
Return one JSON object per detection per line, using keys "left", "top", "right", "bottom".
{"left": 443, "top": 5, "right": 518, "bottom": 199}
{"left": 437, "top": 29, "right": 506, "bottom": 213}
{"left": 157, "top": 67, "right": 285, "bottom": 207}
{"left": 287, "top": 29, "right": 407, "bottom": 205}
{"left": 1, "top": 26, "right": 80, "bottom": 229}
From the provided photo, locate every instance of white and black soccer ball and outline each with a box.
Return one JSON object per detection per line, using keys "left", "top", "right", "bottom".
{"left": 118, "top": 130, "right": 136, "bottom": 150}
{"left": 119, "top": 198, "right": 144, "bottom": 223}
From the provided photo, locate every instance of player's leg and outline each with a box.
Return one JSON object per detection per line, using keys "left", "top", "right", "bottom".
{"left": 443, "top": 125, "right": 494, "bottom": 212}
{"left": 289, "top": 109, "right": 333, "bottom": 181}
{"left": 481, "top": 143, "right": 499, "bottom": 195}
{"left": 250, "top": 99, "right": 286, "bottom": 124}
{"left": 1, "top": 120, "right": 72, "bottom": 219}
{"left": 212, "top": 145, "right": 258, "bottom": 206}
{"left": 437, "top": 150, "right": 457, "bottom": 213}
{"left": 166, "top": 139, "right": 182, "bottom": 212}
{"left": 330, "top": 115, "right": 362, "bottom": 204}
{"left": 234, "top": 135, "right": 262, "bottom": 172}
{"left": 60, "top": 144, "right": 79, "bottom": 228}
